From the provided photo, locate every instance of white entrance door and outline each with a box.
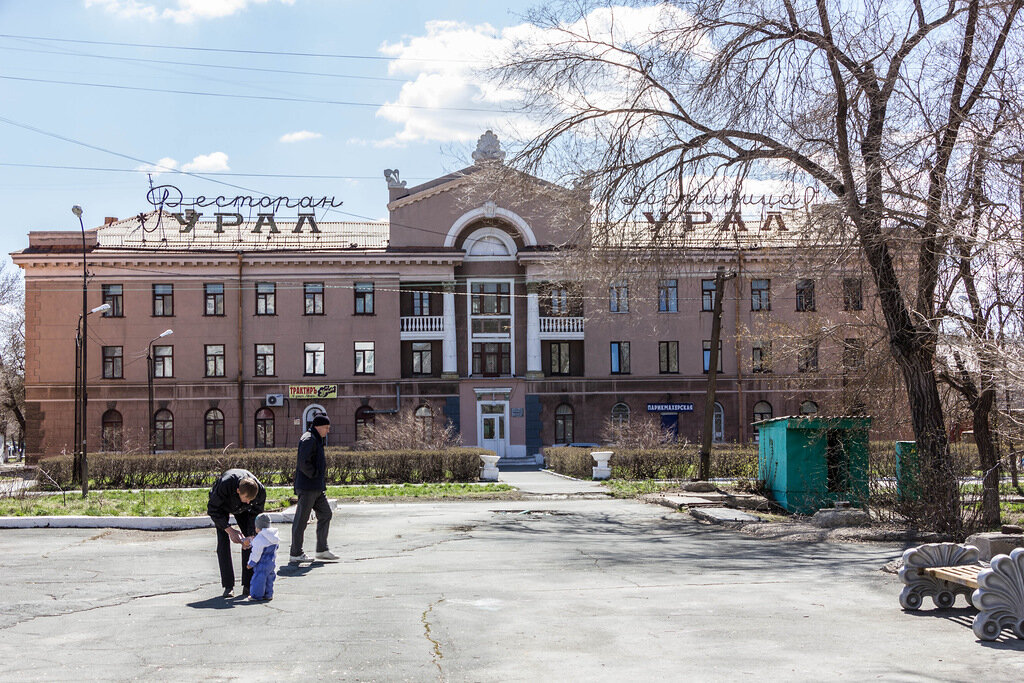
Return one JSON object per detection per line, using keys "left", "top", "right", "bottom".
{"left": 478, "top": 402, "right": 508, "bottom": 459}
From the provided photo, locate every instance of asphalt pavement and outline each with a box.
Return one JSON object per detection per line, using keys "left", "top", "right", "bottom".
{"left": 2, "top": 490, "right": 1023, "bottom": 681}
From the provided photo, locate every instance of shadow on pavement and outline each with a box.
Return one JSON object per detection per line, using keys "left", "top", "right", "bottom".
{"left": 186, "top": 596, "right": 242, "bottom": 610}
{"left": 277, "top": 562, "right": 326, "bottom": 578}
{"left": 901, "top": 608, "right": 1024, "bottom": 649}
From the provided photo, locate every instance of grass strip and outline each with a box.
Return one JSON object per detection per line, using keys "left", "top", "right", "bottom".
{"left": 0, "top": 483, "right": 516, "bottom": 517}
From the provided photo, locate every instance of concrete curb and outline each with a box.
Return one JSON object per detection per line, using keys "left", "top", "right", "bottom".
{"left": 0, "top": 510, "right": 296, "bottom": 531}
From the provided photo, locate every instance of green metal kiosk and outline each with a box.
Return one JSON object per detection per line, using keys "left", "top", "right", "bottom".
{"left": 755, "top": 415, "right": 871, "bottom": 514}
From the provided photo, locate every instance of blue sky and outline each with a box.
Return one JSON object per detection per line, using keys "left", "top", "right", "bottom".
{"left": 0, "top": 0, "right": 546, "bottom": 268}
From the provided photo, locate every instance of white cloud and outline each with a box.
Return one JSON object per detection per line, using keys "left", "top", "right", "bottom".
{"left": 181, "top": 152, "right": 230, "bottom": 172}
{"left": 135, "top": 157, "right": 178, "bottom": 176}
{"left": 279, "top": 130, "right": 323, "bottom": 144}
{"left": 84, "top": 0, "right": 296, "bottom": 24}
{"left": 373, "top": 6, "right": 694, "bottom": 148}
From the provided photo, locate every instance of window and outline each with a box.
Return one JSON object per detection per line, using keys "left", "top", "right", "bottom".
{"left": 472, "top": 342, "right": 510, "bottom": 376}
{"left": 799, "top": 400, "right": 819, "bottom": 415}
{"left": 204, "top": 283, "right": 224, "bottom": 316}
{"left": 205, "top": 408, "right": 225, "bottom": 449}
{"left": 153, "top": 345, "right": 173, "bottom": 377}
{"left": 470, "top": 281, "right": 513, "bottom": 339}
{"left": 305, "top": 342, "right": 325, "bottom": 375}
{"left": 609, "top": 280, "right": 629, "bottom": 313}
{"left": 610, "top": 341, "right": 630, "bottom": 374}
{"left": 702, "top": 279, "right": 717, "bottom": 311}
{"left": 102, "top": 284, "right": 123, "bottom": 317}
{"left": 412, "top": 290, "right": 431, "bottom": 316}
{"left": 102, "top": 346, "right": 122, "bottom": 379}
{"left": 255, "top": 408, "right": 275, "bottom": 448}
{"left": 555, "top": 404, "right": 575, "bottom": 443}
{"left": 703, "top": 340, "right": 723, "bottom": 373}
{"left": 304, "top": 282, "right": 324, "bottom": 315}
{"left": 354, "top": 341, "right": 374, "bottom": 375}
{"left": 658, "top": 279, "right": 678, "bottom": 312}
{"left": 659, "top": 341, "right": 679, "bottom": 373}
{"left": 752, "top": 341, "right": 772, "bottom": 373}
{"left": 411, "top": 342, "right": 432, "bottom": 375}
{"left": 154, "top": 409, "right": 173, "bottom": 450}
{"left": 101, "top": 409, "right": 122, "bottom": 451}
{"left": 713, "top": 402, "right": 724, "bottom": 442}
{"left": 415, "top": 405, "right": 433, "bottom": 441}
{"left": 549, "top": 287, "right": 569, "bottom": 315}
{"left": 751, "top": 279, "right": 771, "bottom": 311}
{"left": 798, "top": 340, "right": 819, "bottom": 372}
{"left": 152, "top": 284, "right": 173, "bottom": 316}
{"left": 843, "top": 277, "right": 863, "bottom": 311}
{"left": 549, "top": 342, "right": 570, "bottom": 375}
{"left": 256, "top": 282, "right": 275, "bottom": 315}
{"left": 255, "top": 344, "right": 275, "bottom": 376}
{"left": 205, "top": 344, "right": 225, "bottom": 377}
{"left": 796, "top": 279, "right": 815, "bottom": 312}
{"left": 354, "top": 282, "right": 374, "bottom": 315}
{"left": 843, "top": 338, "right": 865, "bottom": 368}
{"left": 753, "top": 401, "right": 773, "bottom": 423}
{"left": 355, "top": 406, "right": 374, "bottom": 443}
{"left": 611, "top": 403, "right": 630, "bottom": 427}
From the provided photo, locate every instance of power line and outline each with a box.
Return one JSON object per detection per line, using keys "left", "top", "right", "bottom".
{"left": 0, "top": 33, "right": 480, "bottom": 64}
{"left": 0, "top": 74, "right": 516, "bottom": 113}
{"left": 0, "top": 162, "right": 428, "bottom": 181}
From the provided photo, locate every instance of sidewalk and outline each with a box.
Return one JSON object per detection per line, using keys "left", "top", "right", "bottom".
{"left": 499, "top": 469, "right": 609, "bottom": 496}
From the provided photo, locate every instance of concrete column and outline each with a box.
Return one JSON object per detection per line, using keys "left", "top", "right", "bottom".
{"left": 441, "top": 281, "right": 458, "bottom": 379}
{"left": 526, "top": 281, "right": 543, "bottom": 379}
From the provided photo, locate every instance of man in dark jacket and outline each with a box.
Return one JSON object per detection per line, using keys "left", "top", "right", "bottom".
{"left": 207, "top": 468, "right": 266, "bottom": 597}
{"left": 290, "top": 414, "right": 338, "bottom": 563}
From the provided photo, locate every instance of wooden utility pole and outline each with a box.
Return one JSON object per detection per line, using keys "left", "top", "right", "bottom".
{"left": 699, "top": 268, "right": 735, "bottom": 480}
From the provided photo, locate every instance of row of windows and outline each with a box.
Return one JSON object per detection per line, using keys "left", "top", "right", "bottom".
{"left": 101, "top": 282, "right": 376, "bottom": 318}
{"left": 608, "top": 277, "right": 864, "bottom": 314}
{"left": 99, "top": 405, "right": 437, "bottom": 451}
{"left": 103, "top": 342, "right": 380, "bottom": 379}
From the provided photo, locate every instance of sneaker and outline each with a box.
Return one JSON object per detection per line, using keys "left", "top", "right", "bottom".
{"left": 221, "top": 587, "right": 234, "bottom": 598}
{"left": 289, "top": 552, "right": 313, "bottom": 563}
{"left": 315, "top": 550, "right": 340, "bottom": 562}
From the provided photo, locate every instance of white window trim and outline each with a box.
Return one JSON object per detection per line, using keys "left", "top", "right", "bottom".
{"left": 466, "top": 278, "right": 516, "bottom": 377}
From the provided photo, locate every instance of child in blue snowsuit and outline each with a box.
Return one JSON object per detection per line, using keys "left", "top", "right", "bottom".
{"left": 246, "top": 513, "right": 279, "bottom": 601}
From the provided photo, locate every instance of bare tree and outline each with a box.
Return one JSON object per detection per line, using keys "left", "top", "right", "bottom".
{"left": 0, "top": 262, "right": 24, "bottom": 445}
{"left": 497, "top": 0, "right": 1024, "bottom": 534}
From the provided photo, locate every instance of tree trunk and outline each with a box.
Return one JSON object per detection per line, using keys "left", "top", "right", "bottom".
{"left": 972, "top": 390, "right": 1001, "bottom": 529}
{"left": 896, "top": 347, "right": 962, "bottom": 537}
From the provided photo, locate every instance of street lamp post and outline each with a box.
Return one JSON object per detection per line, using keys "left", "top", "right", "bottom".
{"left": 73, "top": 303, "right": 111, "bottom": 492}
{"left": 148, "top": 330, "right": 173, "bottom": 454}
{"left": 71, "top": 205, "right": 92, "bottom": 497}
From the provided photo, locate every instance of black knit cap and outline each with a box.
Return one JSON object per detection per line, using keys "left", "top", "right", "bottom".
{"left": 311, "top": 414, "right": 331, "bottom": 427}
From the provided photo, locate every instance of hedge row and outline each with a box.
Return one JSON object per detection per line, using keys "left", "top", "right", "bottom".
{"left": 36, "top": 447, "right": 492, "bottom": 490}
{"left": 544, "top": 445, "right": 759, "bottom": 480}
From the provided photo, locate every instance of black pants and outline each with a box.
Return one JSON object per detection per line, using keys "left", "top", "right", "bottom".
{"left": 290, "top": 490, "right": 332, "bottom": 556}
{"left": 216, "top": 511, "right": 256, "bottom": 590}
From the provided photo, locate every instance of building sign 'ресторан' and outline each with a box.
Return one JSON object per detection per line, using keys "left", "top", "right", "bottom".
{"left": 647, "top": 403, "right": 694, "bottom": 412}
{"left": 289, "top": 385, "right": 338, "bottom": 400}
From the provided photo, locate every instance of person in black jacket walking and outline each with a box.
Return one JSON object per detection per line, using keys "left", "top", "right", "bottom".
{"left": 207, "top": 469, "right": 266, "bottom": 597}
{"left": 290, "top": 414, "right": 338, "bottom": 563}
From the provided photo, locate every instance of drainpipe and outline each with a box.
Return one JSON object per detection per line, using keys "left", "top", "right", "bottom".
{"left": 237, "top": 252, "right": 245, "bottom": 448}
{"left": 735, "top": 250, "right": 746, "bottom": 443}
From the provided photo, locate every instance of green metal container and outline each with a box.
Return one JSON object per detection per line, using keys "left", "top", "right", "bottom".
{"left": 755, "top": 416, "right": 871, "bottom": 514}
{"left": 894, "top": 440, "right": 920, "bottom": 501}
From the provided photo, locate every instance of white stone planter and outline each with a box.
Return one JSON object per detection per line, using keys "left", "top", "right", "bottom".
{"left": 480, "top": 454, "right": 500, "bottom": 482}
{"left": 591, "top": 451, "right": 613, "bottom": 480}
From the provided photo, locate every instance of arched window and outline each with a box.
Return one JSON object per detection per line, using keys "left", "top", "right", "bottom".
{"left": 713, "top": 402, "right": 725, "bottom": 443}
{"left": 752, "top": 401, "right": 772, "bottom": 443}
{"left": 255, "top": 408, "right": 275, "bottom": 448}
{"left": 415, "top": 404, "right": 433, "bottom": 442}
{"left": 555, "top": 403, "right": 574, "bottom": 444}
{"left": 205, "top": 409, "right": 225, "bottom": 450}
{"left": 800, "top": 400, "right": 819, "bottom": 415}
{"left": 611, "top": 402, "right": 630, "bottom": 427}
{"left": 101, "top": 409, "right": 122, "bottom": 451}
{"left": 154, "top": 409, "right": 174, "bottom": 451}
{"left": 355, "top": 406, "right": 374, "bottom": 443}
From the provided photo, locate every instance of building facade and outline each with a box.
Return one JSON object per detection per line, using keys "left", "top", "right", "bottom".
{"left": 14, "top": 132, "right": 874, "bottom": 463}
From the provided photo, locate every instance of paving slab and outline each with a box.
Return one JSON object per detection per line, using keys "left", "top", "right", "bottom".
{"left": 690, "top": 507, "right": 763, "bottom": 524}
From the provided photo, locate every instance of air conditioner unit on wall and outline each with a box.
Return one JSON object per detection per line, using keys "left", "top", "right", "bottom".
{"left": 265, "top": 394, "right": 284, "bottom": 407}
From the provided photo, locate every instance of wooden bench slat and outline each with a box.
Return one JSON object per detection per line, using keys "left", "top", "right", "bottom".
{"left": 924, "top": 565, "right": 982, "bottom": 589}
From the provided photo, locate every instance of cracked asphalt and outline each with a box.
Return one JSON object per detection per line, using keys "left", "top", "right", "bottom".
{"left": 1, "top": 497, "right": 1023, "bottom": 681}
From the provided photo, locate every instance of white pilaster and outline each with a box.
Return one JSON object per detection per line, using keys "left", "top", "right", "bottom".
{"left": 441, "top": 282, "right": 458, "bottom": 379}
{"left": 526, "top": 281, "right": 543, "bottom": 379}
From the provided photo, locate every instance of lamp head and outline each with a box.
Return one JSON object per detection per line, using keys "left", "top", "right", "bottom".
{"left": 90, "top": 303, "right": 111, "bottom": 315}
{"left": 159, "top": 329, "right": 173, "bottom": 338}
{"left": 72, "top": 205, "right": 83, "bottom": 218}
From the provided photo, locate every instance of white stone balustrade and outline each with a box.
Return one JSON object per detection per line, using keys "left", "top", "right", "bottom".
{"left": 480, "top": 454, "right": 500, "bottom": 482}
{"left": 591, "top": 451, "right": 613, "bottom": 480}
{"left": 400, "top": 315, "right": 444, "bottom": 333}
{"left": 539, "top": 316, "right": 585, "bottom": 337}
